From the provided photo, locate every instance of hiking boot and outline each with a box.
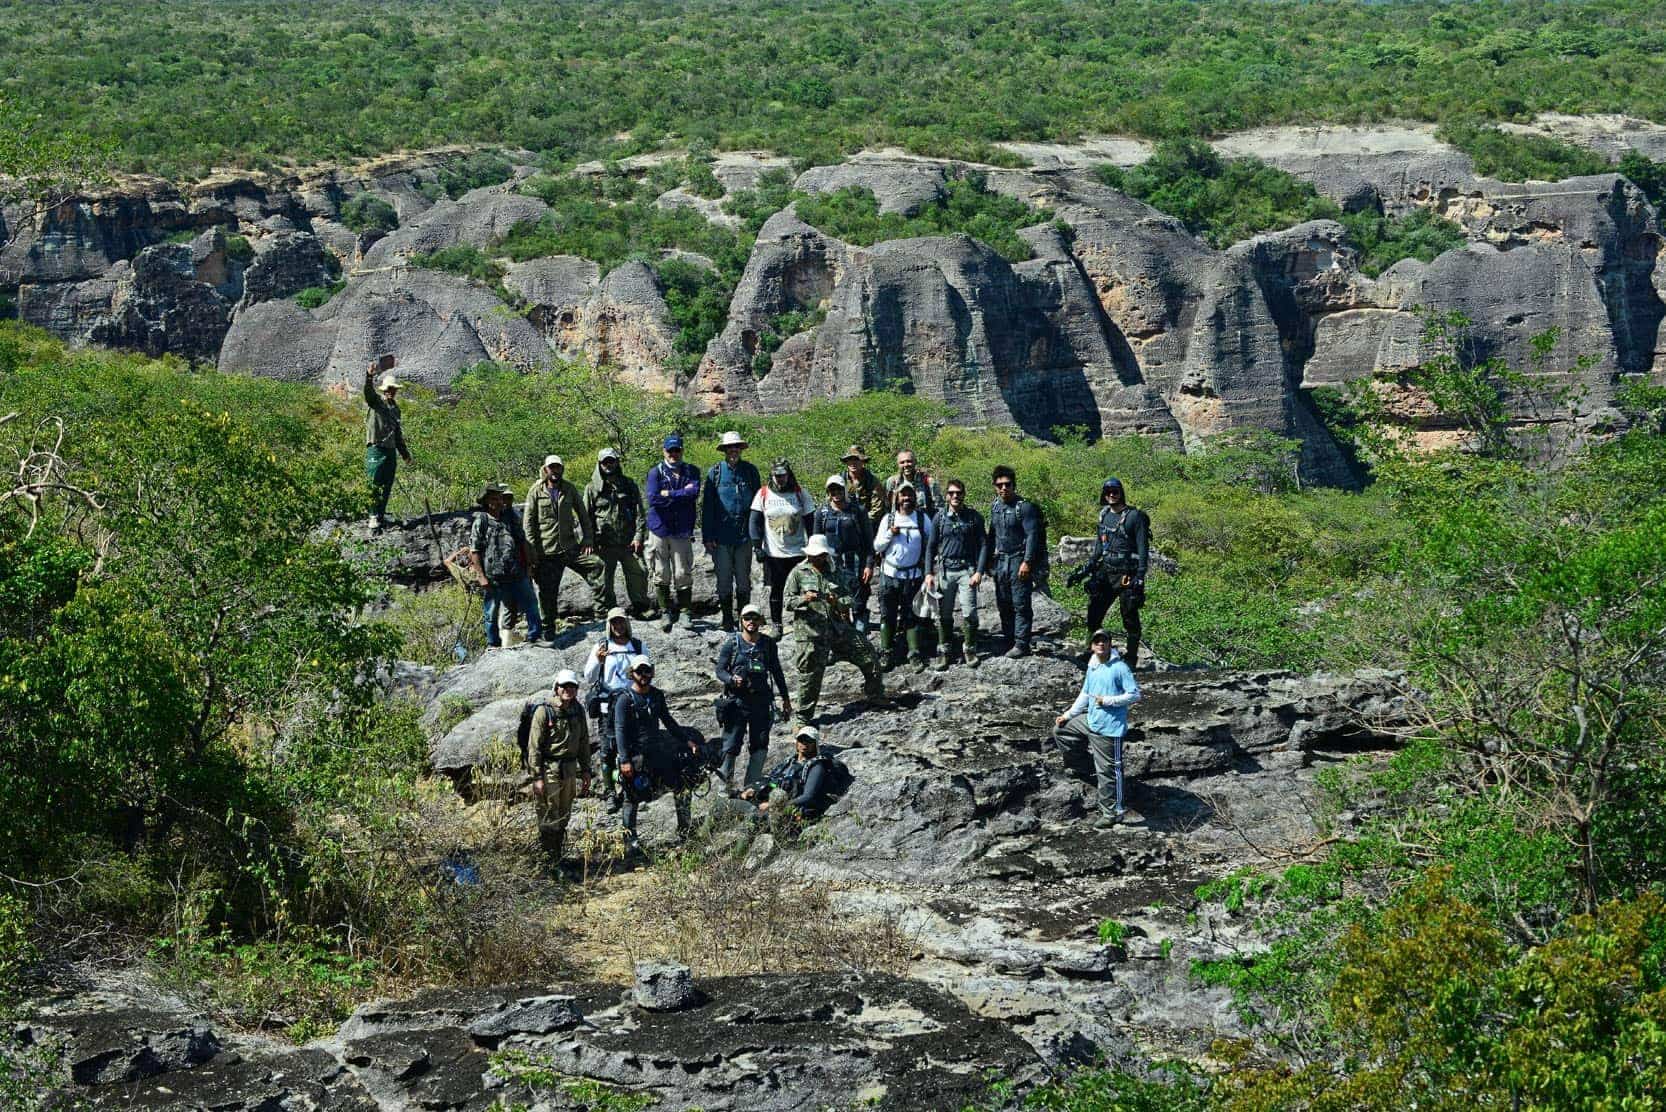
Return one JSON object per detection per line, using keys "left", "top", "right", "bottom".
{"left": 719, "top": 599, "right": 736, "bottom": 633}
{"left": 657, "top": 586, "right": 675, "bottom": 632}
{"left": 1005, "top": 645, "right": 1030, "bottom": 660}
{"left": 675, "top": 588, "right": 694, "bottom": 629}
{"left": 932, "top": 654, "right": 953, "bottom": 673}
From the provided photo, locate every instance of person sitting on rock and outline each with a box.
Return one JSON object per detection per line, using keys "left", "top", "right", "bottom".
{"left": 468, "top": 482, "right": 543, "bottom": 648}
{"left": 784, "top": 535, "right": 889, "bottom": 726}
{"left": 528, "top": 669, "right": 591, "bottom": 868}
{"left": 362, "top": 357, "right": 411, "bottom": 530}
{"left": 714, "top": 603, "right": 792, "bottom": 795}
{"left": 737, "top": 725, "right": 841, "bottom": 823}
{"left": 525, "top": 454, "right": 607, "bottom": 637}
{"left": 613, "top": 657, "right": 700, "bottom": 847}
{"left": 582, "top": 607, "right": 647, "bottom": 812}
{"left": 1052, "top": 630, "right": 1142, "bottom": 826}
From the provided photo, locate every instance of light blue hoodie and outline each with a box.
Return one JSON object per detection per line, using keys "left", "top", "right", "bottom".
{"left": 1065, "top": 651, "right": 1141, "bottom": 736}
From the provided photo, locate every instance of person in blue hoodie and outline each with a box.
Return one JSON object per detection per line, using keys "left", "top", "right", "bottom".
{"left": 1053, "top": 629, "right": 1142, "bottom": 825}
{"left": 702, "top": 430, "right": 761, "bottom": 632}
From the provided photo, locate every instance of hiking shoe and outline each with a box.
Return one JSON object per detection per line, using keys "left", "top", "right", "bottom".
{"left": 676, "top": 610, "right": 693, "bottom": 630}
{"left": 1093, "top": 811, "right": 1126, "bottom": 829}
{"left": 660, "top": 612, "right": 675, "bottom": 633}
{"left": 1006, "top": 645, "right": 1030, "bottom": 659}
{"left": 932, "top": 655, "right": 952, "bottom": 673}
{"left": 910, "top": 657, "right": 929, "bottom": 674}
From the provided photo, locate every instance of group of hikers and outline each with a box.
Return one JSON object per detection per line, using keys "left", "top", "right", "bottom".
{"left": 365, "top": 361, "right": 1153, "bottom": 865}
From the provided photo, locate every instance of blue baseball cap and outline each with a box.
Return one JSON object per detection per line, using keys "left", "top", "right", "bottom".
{"left": 663, "top": 434, "right": 684, "bottom": 451}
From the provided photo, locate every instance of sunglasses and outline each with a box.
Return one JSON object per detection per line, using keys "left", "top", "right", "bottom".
{"left": 994, "top": 480, "right": 1014, "bottom": 489}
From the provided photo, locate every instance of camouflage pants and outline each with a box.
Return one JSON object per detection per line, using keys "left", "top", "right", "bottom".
{"left": 792, "top": 624, "right": 884, "bottom": 722}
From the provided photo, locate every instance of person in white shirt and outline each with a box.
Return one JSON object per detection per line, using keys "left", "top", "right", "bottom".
{"left": 872, "top": 483, "right": 936, "bottom": 672}
{"left": 581, "top": 607, "right": 648, "bottom": 811}
{"left": 748, "top": 459, "right": 815, "bottom": 633}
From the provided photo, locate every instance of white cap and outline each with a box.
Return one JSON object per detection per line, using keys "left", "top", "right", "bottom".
{"left": 794, "top": 724, "right": 821, "bottom": 743}
{"left": 803, "top": 534, "right": 833, "bottom": 557}
{"left": 379, "top": 374, "right": 400, "bottom": 390}
{"left": 543, "top": 454, "right": 564, "bottom": 469}
{"left": 628, "top": 655, "right": 654, "bottom": 675}
{"left": 739, "top": 602, "right": 765, "bottom": 619}
{"left": 597, "top": 446, "right": 620, "bottom": 462}
{"left": 554, "top": 669, "right": 580, "bottom": 687}
{"left": 824, "top": 474, "right": 846, "bottom": 490}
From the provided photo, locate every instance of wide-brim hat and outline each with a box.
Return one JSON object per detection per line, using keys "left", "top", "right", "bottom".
{"left": 840, "top": 445, "right": 867, "bottom": 462}
{"left": 803, "top": 534, "right": 833, "bottom": 557}
{"left": 718, "top": 431, "right": 748, "bottom": 449}
{"left": 476, "top": 482, "right": 513, "bottom": 507}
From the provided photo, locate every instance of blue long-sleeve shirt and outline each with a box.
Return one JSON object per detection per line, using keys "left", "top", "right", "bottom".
{"left": 1065, "top": 653, "right": 1141, "bottom": 737}
{"left": 702, "top": 459, "right": 761, "bottom": 545}
{"left": 646, "top": 460, "right": 700, "bottom": 538}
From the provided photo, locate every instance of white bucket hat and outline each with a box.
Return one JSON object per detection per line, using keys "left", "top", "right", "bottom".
{"left": 803, "top": 534, "right": 833, "bottom": 557}
{"left": 718, "top": 431, "right": 748, "bottom": 449}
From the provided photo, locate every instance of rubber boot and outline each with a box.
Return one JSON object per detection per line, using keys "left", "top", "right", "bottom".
{"left": 963, "top": 616, "right": 981, "bottom": 667}
{"left": 657, "top": 586, "right": 674, "bottom": 632}
{"left": 878, "top": 623, "right": 895, "bottom": 670}
{"left": 720, "top": 598, "right": 735, "bottom": 633}
{"left": 906, "top": 626, "right": 927, "bottom": 673}
{"left": 933, "top": 620, "right": 955, "bottom": 671}
{"left": 676, "top": 587, "right": 694, "bottom": 629}
{"left": 1125, "top": 635, "right": 1141, "bottom": 671}
{"left": 744, "top": 748, "right": 768, "bottom": 789}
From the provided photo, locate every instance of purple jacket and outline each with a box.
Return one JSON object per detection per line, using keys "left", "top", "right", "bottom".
{"left": 646, "top": 460, "right": 701, "bottom": 537}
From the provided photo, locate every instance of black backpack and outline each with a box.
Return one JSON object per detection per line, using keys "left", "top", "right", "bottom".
{"left": 516, "top": 697, "right": 556, "bottom": 772}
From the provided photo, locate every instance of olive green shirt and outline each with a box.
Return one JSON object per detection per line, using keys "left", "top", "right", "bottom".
{"left": 528, "top": 700, "right": 591, "bottom": 778}
{"left": 784, "top": 561, "right": 853, "bottom": 634}
{"left": 363, "top": 377, "right": 408, "bottom": 455}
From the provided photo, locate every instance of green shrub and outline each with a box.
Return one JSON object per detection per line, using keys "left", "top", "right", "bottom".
{"left": 1095, "top": 140, "right": 1340, "bottom": 248}
{"left": 652, "top": 257, "right": 734, "bottom": 379}
{"left": 223, "top": 233, "right": 254, "bottom": 263}
{"left": 411, "top": 245, "right": 510, "bottom": 300}
{"left": 1336, "top": 206, "right": 1467, "bottom": 277}
{"left": 794, "top": 173, "right": 1045, "bottom": 262}
{"left": 435, "top": 151, "right": 514, "bottom": 200}
{"left": 294, "top": 280, "right": 346, "bottom": 309}
{"left": 1437, "top": 122, "right": 1611, "bottom": 182}
{"left": 1619, "top": 150, "right": 1666, "bottom": 209}
{"left": 340, "top": 193, "right": 399, "bottom": 235}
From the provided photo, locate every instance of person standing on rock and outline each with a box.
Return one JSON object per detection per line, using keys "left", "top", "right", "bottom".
{"left": 925, "top": 478, "right": 988, "bottom": 669}
{"left": 525, "top": 455, "right": 607, "bottom": 636}
{"left": 813, "top": 475, "right": 875, "bottom": 635}
{"left": 885, "top": 449, "right": 939, "bottom": 519}
{"left": 873, "top": 483, "right": 935, "bottom": 672}
{"left": 840, "top": 446, "right": 885, "bottom": 527}
{"left": 585, "top": 447, "right": 655, "bottom": 619}
{"left": 1083, "top": 478, "right": 1150, "bottom": 669}
{"left": 702, "top": 431, "right": 761, "bottom": 632}
{"left": 468, "top": 482, "right": 543, "bottom": 648}
{"left": 614, "top": 657, "right": 699, "bottom": 847}
{"left": 363, "top": 358, "right": 411, "bottom": 530}
{"left": 749, "top": 459, "right": 815, "bottom": 635}
{"left": 528, "top": 669, "right": 591, "bottom": 868}
{"left": 785, "top": 535, "right": 889, "bottom": 725}
{"left": 714, "top": 602, "right": 792, "bottom": 794}
{"left": 583, "top": 607, "right": 648, "bottom": 812}
{"left": 985, "top": 465, "right": 1046, "bottom": 659}
{"left": 646, "top": 434, "right": 701, "bottom": 632}
{"left": 1053, "top": 630, "right": 1141, "bottom": 826}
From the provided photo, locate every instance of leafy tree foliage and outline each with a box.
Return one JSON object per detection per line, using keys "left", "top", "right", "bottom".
{"left": 339, "top": 192, "right": 399, "bottom": 235}
{"left": 1335, "top": 207, "right": 1468, "bottom": 277}
{"left": 1437, "top": 121, "right": 1613, "bottom": 181}
{"left": 793, "top": 174, "right": 1047, "bottom": 262}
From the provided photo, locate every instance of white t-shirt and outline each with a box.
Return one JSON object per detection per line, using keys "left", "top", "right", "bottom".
{"left": 751, "top": 486, "right": 814, "bottom": 558}
{"left": 581, "top": 636, "right": 648, "bottom": 692}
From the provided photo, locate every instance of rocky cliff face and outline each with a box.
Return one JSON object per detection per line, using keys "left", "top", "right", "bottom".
{"left": 8, "top": 124, "right": 1662, "bottom": 482}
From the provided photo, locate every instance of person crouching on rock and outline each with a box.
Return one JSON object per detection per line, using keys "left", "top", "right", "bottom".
{"left": 614, "top": 657, "right": 699, "bottom": 848}
{"left": 736, "top": 725, "right": 840, "bottom": 824}
{"left": 1053, "top": 630, "right": 1142, "bottom": 826}
{"left": 529, "top": 669, "right": 591, "bottom": 869}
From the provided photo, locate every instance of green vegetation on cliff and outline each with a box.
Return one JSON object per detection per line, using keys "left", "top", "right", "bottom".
{"left": 5, "top": 0, "right": 1666, "bottom": 177}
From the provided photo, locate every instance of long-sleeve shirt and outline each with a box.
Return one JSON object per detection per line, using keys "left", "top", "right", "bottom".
{"left": 762, "top": 755, "right": 833, "bottom": 817}
{"left": 749, "top": 486, "right": 814, "bottom": 558}
{"left": 645, "top": 460, "right": 701, "bottom": 538}
{"left": 872, "top": 509, "right": 934, "bottom": 579}
{"left": 613, "top": 685, "right": 684, "bottom": 767}
{"left": 585, "top": 466, "right": 647, "bottom": 548}
{"left": 1064, "top": 654, "right": 1141, "bottom": 737}
{"left": 985, "top": 496, "right": 1045, "bottom": 566}
{"left": 581, "top": 636, "right": 647, "bottom": 693}
{"left": 715, "top": 632, "right": 789, "bottom": 701}
{"left": 702, "top": 459, "right": 762, "bottom": 546}
{"left": 527, "top": 701, "right": 591, "bottom": 777}
{"left": 524, "top": 476, "right": 593, "bottom": 559}
{"left": 843, "top": 467, "right": 885, "bottom": 525}
{"left": 1094, "top": 505, "right": 1151, "bottom": 578}
{"left": 927, "top": 506, "right": 989, "bottom": 574}
{"left": 363, "top": 378, "right": 408, "bottom": 454}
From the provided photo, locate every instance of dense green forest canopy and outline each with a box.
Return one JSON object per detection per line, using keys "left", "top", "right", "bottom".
{"left": 4, "top": 0, "right": 1665, "bottom": 177}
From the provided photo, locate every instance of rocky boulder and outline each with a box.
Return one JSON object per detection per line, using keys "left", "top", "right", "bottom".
{"left": 89, "top": 244, "right": 231, "bottom": 360}
{"left": 237, "top": 232, "right": 335, "bottom": 307}
{"left": 361, "top": 186, "right": 548, "bottom": 269}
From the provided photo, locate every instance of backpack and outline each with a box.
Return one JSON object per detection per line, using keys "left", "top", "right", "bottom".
{"left": 516, "top": 698, "right": 557, "bottom": 772}
{"left": 585, "top": 636, "right": 644, "bottom": 719}
{"left": 881, "top": 512, "right": 927, "bottom": 574}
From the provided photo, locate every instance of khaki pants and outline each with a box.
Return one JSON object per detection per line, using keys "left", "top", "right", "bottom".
{"left": 647, "top": 533, "right": 694, "bottom": 591}
{"left": 535, "top": 761, "right": 582, "bottom": 860}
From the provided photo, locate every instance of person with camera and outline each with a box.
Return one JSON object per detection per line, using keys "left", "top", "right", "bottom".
{"left": 362, "top": 355, "right": 411, "bottom": 530}
{"left": 526, "top": 669, "right": 591, "bottom": 868}
{"left": 714, "top": 602, "right": 792, "bottom": 794}
{"left": 737, "top": 725, "right": 840, "bottom": 822}
{"left": 1078, "top": 477, "right": 1150, "bottom": 668}
{"left": 582, "top": 608, "right": 647, "bottom": 811}
{"left": 614, "top": 657, "right": 701, "bottom": 848}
